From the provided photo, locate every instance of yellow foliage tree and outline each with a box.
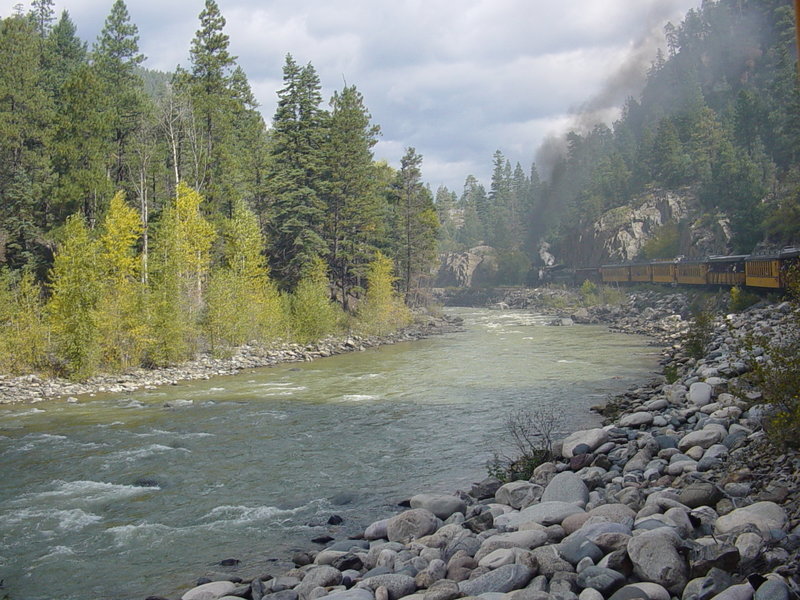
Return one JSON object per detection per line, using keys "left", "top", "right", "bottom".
{"left": 357, "top": 251, "right": 411, "bottom": 336}
{"left": 147, "top": 183, "right": 216, "bottom": 365}
{"left": 290, "top": 257, "right": 342, "bottom": 343}
{"left": 0, "top": 270, "right": 48, "bottom": 374}
{"left": 95, "top": 192, "right": 147, "bottom": 371}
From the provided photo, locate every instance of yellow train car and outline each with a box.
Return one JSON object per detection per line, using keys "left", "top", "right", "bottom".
{"left": 600, "top": 264, "right": 630, "bottom": 283}
{"left": 629, "top": 263, "right": 652, "bottom": 283}
{"left": 651, "top": 260, "right": 677, "bottom": 284}
{"left": 707, "top": 255, "right": 746, "bottom": 286}
{"left": 676, "top": 260, "right": 709, "bottom": 285}
{"left": 746, "top": 248, "right": 800, "bottom": 288}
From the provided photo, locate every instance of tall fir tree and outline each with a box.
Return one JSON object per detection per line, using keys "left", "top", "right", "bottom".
{"left": 266, "top": 55, "right": 328, "bottom": 287}
{"left": 390, "top": 147, "right": 439, "bottom": 304}
{"left": 92, "top": 0, "right": 146, "bottom": 190}
{"left": 0, "top": 14, "right": 53, "bottom": 272}
{"left": 323, "top": 84, "right": 382, "bottom": 310}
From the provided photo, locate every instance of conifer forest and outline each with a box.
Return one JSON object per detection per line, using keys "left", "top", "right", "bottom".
{"left": 0, "top": 0, "right": 799, "bottom": 379}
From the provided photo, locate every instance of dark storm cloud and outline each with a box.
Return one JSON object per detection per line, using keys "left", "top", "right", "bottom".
{"left": 4, "top": 0, "right": 701, "bottom": 190}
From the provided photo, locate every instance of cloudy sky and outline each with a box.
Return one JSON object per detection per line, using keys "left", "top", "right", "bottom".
{"left": 4, "top": 0, "right": 702, "bottom": 192}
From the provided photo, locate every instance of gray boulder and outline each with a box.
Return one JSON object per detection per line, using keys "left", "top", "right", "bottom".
{"left": 357, "top": 574, "right": 416, "bottom": 600}
{"left": 323, "top": 591, "right": 375, "bottom": 600}
{"left": 496, "top": 481, "right": 543, "bottom": 509}
{"left": 626, "top": 529, "right": 688, "bottom": 595}
{"left": 181, "top": 581, "right": 237, "bottom": 600}
{"left": 386, "top": 509, "right": 440, "bottom": 543}
{"left": 562, "top": 429, "right": 609, "bottom": 458}
{"left": 678, "top": 482, "right": 723, "bottom": 509}
{"left": 496, "top": 502, "right": 585, "bottom": 529}
{"left": 714, "top": 502, "right": 787, "bottom": 536}
{"left": 410, "top": 494, "right": 467, "bottom": 520}
{"left": 541, "top": 472, "right": 590, "bottom": 507}
{"left": 619, "top": 412, "right": 654, "bottom": 428}
{"left": 576, "top": 566, "right": 625, "bottom": 594}
{"left": 457, "top": 564, "right": 534, "bottom": 596}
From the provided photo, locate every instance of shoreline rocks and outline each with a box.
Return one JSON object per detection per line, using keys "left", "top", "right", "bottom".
{"left": 0, "top": 315, "right": 463, "bottom": 406}
{"left": 168, "top": 290, "right": 799, "bottom": 600}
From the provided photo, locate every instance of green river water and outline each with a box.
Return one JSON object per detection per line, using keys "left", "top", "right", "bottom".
{"left": 0, "top": 308, "right": 661, "bottom": 600}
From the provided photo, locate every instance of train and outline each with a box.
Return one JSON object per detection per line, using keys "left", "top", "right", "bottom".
{"left": 549, "top": 247, "right": 800, "bottom": 290}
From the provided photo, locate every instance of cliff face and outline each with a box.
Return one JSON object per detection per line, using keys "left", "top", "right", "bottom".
{"left": 571, "top": 188, "right": 733, "bottom": 266}
{"left": 435, "top": 246, "right": 498, "bottom": 287}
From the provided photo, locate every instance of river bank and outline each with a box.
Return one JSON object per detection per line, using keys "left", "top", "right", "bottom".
{"left": 0, "top": 314, "right": 463, "bottom": 406}
{"left": 164, "top": 289, "right": 799, "bottom": 600}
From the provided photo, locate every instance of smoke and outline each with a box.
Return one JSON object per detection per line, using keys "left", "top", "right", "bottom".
{"left": 535, "top": 1, "right": 691, "bottom": 181}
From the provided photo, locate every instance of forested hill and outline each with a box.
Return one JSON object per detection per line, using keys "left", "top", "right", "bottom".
{"left": 0, "top": 0, "right": 441, "bottom": 380}
{"left": 436, "top": 0, "right": 800, "bottom": 284}
{"left": 0, "top": 0, "right": 439, "bottom": 298}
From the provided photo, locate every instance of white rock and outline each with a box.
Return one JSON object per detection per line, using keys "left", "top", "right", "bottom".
{"left": 561, "top": 428, "right": 609, "bottom": 458}
{"left": 715, "top": 502, "right": 788, "bottom": 535}
{"left": 182, "top": 581, "right": 237, "bottom": 600}
{"left": 619, "top": 412, "right": 654, "bottom": 427}
{"left": 688, "top": 382, "right": 713, "bottom": 406}
{"left": 678, "top": 424, "right": 727, "bottom": 452}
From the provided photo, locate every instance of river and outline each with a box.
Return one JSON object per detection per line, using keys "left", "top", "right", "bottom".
{"left": 0, "top": 308, "right": 660, "bottom": 600}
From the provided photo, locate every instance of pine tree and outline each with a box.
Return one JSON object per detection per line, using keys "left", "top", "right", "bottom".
{"left": 183, "top": 0, "right": 238, "bottom": 214}
{"left": 323, "top": 84, "right": 382, "bottom": 310}
{"left": 0, "top": 14, "right": 53, "bottom": 272}
{"left": 390, "top": 148, "right": 439, "bottom": 304}
{"left": 266, "top": 55, "right": 328, "bottom": 288}
{"left": 92, "top": 0, "right": 146, "bottom": 189}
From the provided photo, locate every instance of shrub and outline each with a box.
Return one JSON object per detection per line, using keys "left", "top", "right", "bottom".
{"left": 487, "top": 407, "right": 563, "bottom": 482}
{"left": 739, "top": 267, "right": 800, "bottom": 449}
{"left": 729, "top": 285, "right": 760, "bottom": 312}
{"left": 684, "top": 305, "right": 714, "bottom": 360}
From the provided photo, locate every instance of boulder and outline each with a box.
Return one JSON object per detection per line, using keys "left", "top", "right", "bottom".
{"left": 365, "top": 518, "right": 390, "bottom": 540}
{"left": 562, "top": 429, "right": 609, "bottom": 458}
{"left": 608, "top": 583, "right": 670, "bottom": 600}
{"left": 688, "top": 382, "right": 713, "bottom": 407}
{"left": 477, "top": 530, "right": 549, "bottom": 558}
{"left": 678, "top": 482, "right": 723, "bottom": 509}
{"left": 357, "top": 574, "right": 416, "bottom": 600}
{"left": 576, "top": 566, "right": 626, "bottom": 594}
{"left": 182, "top": 581, "right": 237, "bottom": 600}
{"left": 410, "top": 494, "right": 467, "bottom": 520}
{"left": 678, "top": 426, "right": 727, "bottom": 452}
{"left": 386, "top": 509, "right": 440, "bottom": 543}
{"left": 457, "top": 564, "right": 533, "bottom": 596}
{"left": 626, "top": 529, "right": 688, "bottom": 595}
{"left": 496, "top": 502, "right": 585, "bottom": 529}
{"left": 714, "top": 502, "right": 788, "bottom": 536}
{"left": 323, "top": 591, "right": 375, "bottom": 600}
{"left": 619, "top": 412, "right": 655, "bottom": 428}
{"left": 541, "top": 472, "right": 590, "bottom": 507}
{"left": 496, "top": 481, "right": 543, "bottom": 509}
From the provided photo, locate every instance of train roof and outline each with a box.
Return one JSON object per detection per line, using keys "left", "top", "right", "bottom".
{"left": 707, "top": 254, "right": 747, "bottom": 263}
{"left": 746, "top": 247, "right": 800, "bottom": 260}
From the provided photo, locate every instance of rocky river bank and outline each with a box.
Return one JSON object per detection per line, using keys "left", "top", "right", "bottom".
{"left": 160, "top": 289, "right": 799, "bottom": 600}
{"left": 0, "top": 314, "right": 462, "bottom": 406}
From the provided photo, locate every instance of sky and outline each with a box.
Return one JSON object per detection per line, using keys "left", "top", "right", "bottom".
{"left": 3, "top": 0, "right": 702, "bottom": 193}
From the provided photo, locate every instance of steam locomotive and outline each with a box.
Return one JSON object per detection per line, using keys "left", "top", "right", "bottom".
{"left": 561, "top": 247, "right": 800, "bottom": 290}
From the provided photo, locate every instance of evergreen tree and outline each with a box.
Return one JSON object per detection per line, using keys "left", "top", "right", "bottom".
{"left": 323, "top": 84, "right": 382, "bottom": 310}
{"left": 0, "top": 14, "right": 53, "bottom": 272}
{"left": 183, "top": 0, "right": 238, "bottom": 214}
{"left": 92, "top": 0, "right": 147, "bottom": 189}
{"left": 390, "top": 148, "right": 439, "bottom": 304}
{"left": 266, "top": 55, "right": 328, "bottom": 287}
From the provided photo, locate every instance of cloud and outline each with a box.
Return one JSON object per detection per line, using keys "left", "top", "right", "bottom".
{"left": 2, "top": 0, "right": 702, "bottom": 190}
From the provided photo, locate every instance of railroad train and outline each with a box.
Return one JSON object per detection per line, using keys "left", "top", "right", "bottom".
{"left": 554, "top": 246, "right": 800, "bottom": 290}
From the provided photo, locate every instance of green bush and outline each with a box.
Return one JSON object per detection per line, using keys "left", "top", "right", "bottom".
{"left": 684, "top": 306, "right": 714, "bottom": 360}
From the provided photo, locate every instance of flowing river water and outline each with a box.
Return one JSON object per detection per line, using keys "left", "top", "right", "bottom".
{"left": 0, "top": 309, "right": 661, "bottom": 600}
